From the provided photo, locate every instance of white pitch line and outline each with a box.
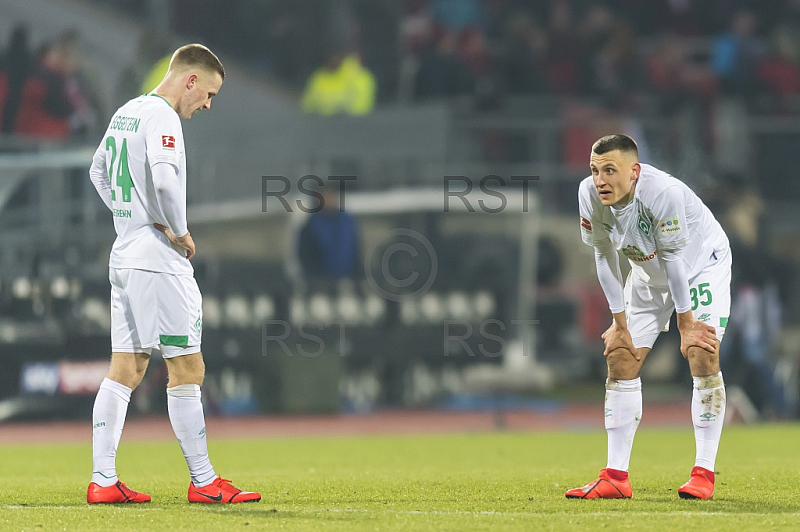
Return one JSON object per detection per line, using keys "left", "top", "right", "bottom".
{"left": 323, "top": 509, "right": 800, "bottom": 518}
{"left": 200, "top": 507, "right": 800, "bottom": 518}
{"left": 3, "top": 506, "right": 799, "bottom": 519}
{"left": 0, "top": 505, "right": 164, "bottom": 510}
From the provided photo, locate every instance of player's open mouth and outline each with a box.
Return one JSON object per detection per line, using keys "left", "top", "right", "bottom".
{"left": 598, "top": 190, "right": 612, "bottom": 199}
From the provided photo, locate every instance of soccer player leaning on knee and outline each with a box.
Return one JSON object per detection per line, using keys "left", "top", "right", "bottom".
{"left": 86, "top": 44, "right": 260, "bottom": 504}
{"left": 566, "top": 134, "right": 730, "bottom": 500}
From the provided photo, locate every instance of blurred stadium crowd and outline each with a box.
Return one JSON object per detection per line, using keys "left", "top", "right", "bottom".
{"left": 101, "top": 0, "right": 800, "bottom": 108}
{"left": 6, "top": 1, "right": 800, "bottom": 138}
{"left": 0, "top": 27, "right": 100, "bottom": 140}
{"left": 0, "top": 0, "right": 799, "bottom": 421}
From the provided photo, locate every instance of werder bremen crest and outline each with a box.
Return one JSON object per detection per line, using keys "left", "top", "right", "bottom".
{"left": 636, "top": 200, "right": 653, "bottom": 236}
{"left": 637, "top": 213, "right": 653, "bottom": 236}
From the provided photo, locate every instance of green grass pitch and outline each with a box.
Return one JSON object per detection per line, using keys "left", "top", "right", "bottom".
{"left": 1, "top": 424, "right": 799, "bottom": 530}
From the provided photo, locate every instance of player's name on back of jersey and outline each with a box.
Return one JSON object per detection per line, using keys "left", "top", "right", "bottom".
{"left": 113, "top": 209, "right": 132, "bottom": 218}
{"left": 109, "top": 115, "right": 141, "bottom": 133}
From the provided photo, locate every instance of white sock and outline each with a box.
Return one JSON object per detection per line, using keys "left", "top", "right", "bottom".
{"left": 692, "top": 372, "right": 726, "bottom": 471}
{"left": 91, "top": 378, "right": 132, "bottom": 487}
{"left": 167, "top": 384, "right": 217, "bottom": 487}
{"left": 605, "top": 377, "right": 642, "bottom": 472}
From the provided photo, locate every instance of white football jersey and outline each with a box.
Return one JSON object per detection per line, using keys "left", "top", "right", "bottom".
{"left": 93, "top": 94, "right": 191, "bottom": 274}
{"left": 579, "top": 163, "right": 729, "bottom": 287}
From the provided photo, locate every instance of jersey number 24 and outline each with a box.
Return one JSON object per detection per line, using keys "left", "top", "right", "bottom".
{"left": 106, "top": 136, "right": 134, "bottom": 203}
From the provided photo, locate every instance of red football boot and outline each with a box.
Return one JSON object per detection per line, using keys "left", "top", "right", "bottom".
{"left": 565, "top": 468, "right": 632, "bottom": 499}
{"left": 678, "top": 466, "right": 715, "bottom": 499}
{"left": 87, "top": 481, "right": 151, "bottom": 504}
{"left": 188, "top": 477, "right": 261, "bottom": 503}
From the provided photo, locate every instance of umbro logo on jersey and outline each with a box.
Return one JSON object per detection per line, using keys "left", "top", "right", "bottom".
{"left": 162, "top": 135, "right": 175, "bottom": 149}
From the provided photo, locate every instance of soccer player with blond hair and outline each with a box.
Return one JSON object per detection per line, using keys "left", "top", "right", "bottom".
{"left": 87, "top": 44, "right": 260, "bottom": 504}
{"left": 567, "top": 134, "right": 730, "bottom": 500}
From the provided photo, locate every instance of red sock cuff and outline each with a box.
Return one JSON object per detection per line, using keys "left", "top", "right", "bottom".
{"left": 694, "top": 466, "right": 715, "bottom": 482}
{"left": 606, "top": 468, "right": 629, "bottom": 481}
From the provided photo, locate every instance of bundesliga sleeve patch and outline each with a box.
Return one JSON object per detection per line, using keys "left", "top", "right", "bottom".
{"left": 580, "top": 217, "right": 592, "bottom": 231}
{"left": 659, "top": 216, "right": 682, "bottom": 236}
{"left": 162, "top": 135, "right": 175, "bottom": 150}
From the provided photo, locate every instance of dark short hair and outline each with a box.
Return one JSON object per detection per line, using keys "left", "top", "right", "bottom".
{"left": 592, "top": 134, "right": 638, "bottom": 157}
{"left": 170, "top": 43, "right": 225, "bottom": 80}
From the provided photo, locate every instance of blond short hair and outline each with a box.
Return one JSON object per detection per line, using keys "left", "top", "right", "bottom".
{"left": 169, "top": 43, "right": 225, "bottom": 80}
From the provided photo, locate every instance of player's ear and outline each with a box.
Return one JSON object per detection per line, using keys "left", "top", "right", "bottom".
{"left": 186, "top": 73, "right": 198, "bottom": 89}
{"left": 631, "top": 162, "right": 641, "bottom": 182}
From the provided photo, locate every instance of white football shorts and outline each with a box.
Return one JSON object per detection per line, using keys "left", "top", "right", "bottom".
{"left": 625, "top": 249, "right": 731, "bottom": 349}
{"left": 110, "top": 267, "right": 203, "bottom": 357}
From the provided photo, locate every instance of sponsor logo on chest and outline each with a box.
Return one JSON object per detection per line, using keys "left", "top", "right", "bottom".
{"left": 622, "top": 244, "right": 658, "bottom": 262}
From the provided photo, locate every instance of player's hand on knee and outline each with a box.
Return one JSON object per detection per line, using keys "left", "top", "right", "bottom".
{"left": 678, "top": 319, "right": 717, "bottom": 357}
{"left": 602, "top": 322, "right": 640, "bottom": 361}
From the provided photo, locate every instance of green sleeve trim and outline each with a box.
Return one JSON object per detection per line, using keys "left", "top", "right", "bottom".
{"left": 720, "top": 317, "right": 728, "bottom": 327}
{"left": 160, "top": 334, "right": 189, "bottom": 346}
